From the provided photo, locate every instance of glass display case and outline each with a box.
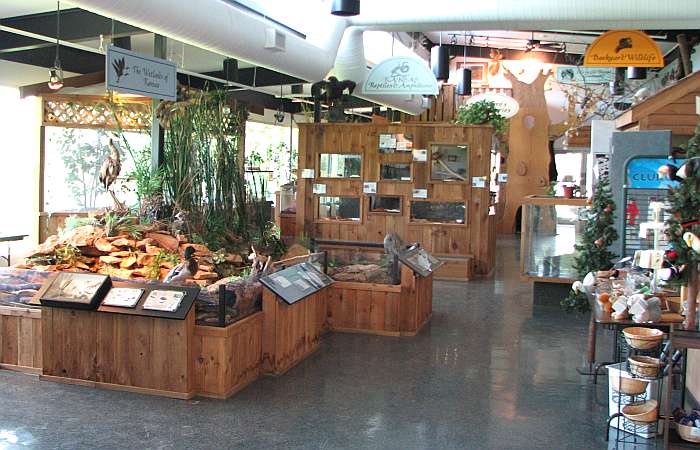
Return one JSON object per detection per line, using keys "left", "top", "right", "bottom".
{"left": 430, "top": 143, "right": 469, "bottom": 182}
{"left": 314, "top": 241, "right": 400, "bottom": 285}
{"left": 410, "top": 201, "right": 466, "bottom": 224}
{"left": 520, "top": 196, "right": 588, "bottom": 282}
{"left": 368, "top": 195, "right": 402, "bottom": 214}
{"left": 317, "top": 196, "right": 361, "bottom": 222}
{"left": 318, "top": 154, "right": 362, "bottom": 179}
{"left": 380, "top": 163, "right": 412, "bottom": 181}
{"left": 278, "top": 182, "right": 296, "bottom": 215}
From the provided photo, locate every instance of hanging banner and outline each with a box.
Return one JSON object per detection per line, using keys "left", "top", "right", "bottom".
{"left": 583, "top": 30, "right": 664, "bottom": 68}
{"left": 106, "top": 45, "right": 177, "bottom": 100}
{"left": 363, "top": 56, "right": 439, "bottom": 96}
{"left": 625, "top": 157, "right": 683, "bottom": 189}
{"left": 464, "top": 93, "right": 519, "bottom": 119}
{"left": 556, "top": 67, "right": 615, "bottom": 84}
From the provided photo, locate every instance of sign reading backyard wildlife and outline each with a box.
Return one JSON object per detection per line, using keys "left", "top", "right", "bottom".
{"left": 106, "top": 45, "right": 177, "bottom": 100}
{"left": 583, "top": 30, "right": 664, "bottom": 68}
{"left": 464, "top": 93, "right": 519, "bottom": 119}
{"left": 364, "top": 56, "right": 439, "bottom": 96}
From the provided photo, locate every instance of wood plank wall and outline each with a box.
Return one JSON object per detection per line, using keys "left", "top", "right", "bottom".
{"left": 405, "top": 84, "right": 456, "bottom": 123}
{"left": 0, "top": 306, "right": 42, "bottom": 373}
{"left": 296, "top": 123, "right": 495, "bottom": 276}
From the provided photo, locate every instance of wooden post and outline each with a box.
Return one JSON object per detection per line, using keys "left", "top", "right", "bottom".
{"left": 677, "top": 34, "right": 693, "bottom": 78}
{"left": 687, "top": 266, "right": 698, "bottom": 329}
{"left": 151, "top": 34, "right": 167, "bottom": 171}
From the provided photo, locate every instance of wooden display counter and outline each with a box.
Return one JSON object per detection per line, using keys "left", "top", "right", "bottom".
{"left": 41, "top": 306, "right": 195, "bottom": 399}
{"left": 261, "top": 289, "right": 326, "bottom": 376}
{"left": 0, "top": 305, "right": 42, "bottom": 374}
{"left": 326, "top": 265, "right": 432, "bottom": 336}
{"left": 193, "top": 312, "right": 264, "bottom": 399}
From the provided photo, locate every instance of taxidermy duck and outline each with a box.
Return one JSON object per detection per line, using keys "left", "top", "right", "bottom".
{"left": 248, "top": 246, "right": 271, "bottom": 278}
{"left": 99, "top": 138, "right": 127, "bottom": 212}
{"left": 164, "top": 246, "right": 198, "bottom": 284}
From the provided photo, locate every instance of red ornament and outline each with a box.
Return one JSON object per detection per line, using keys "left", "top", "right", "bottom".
{"left": 604, "top": 206, "right": 612, "bottom": 214}
{"left": 595, "top": 238, "right": 604, "bottom": 248}
{"left": 666, "top": 250, "right": 678, "bottom": 261}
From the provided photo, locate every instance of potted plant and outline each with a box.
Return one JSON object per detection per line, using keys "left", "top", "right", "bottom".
{"left": 561, "top": 175, "right": 579, "bottom": 199}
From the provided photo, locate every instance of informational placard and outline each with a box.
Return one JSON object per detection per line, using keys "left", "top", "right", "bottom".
{"left": 260, "top": 262, "right": 334, "bottom": 305}
{"left": 379, "top": 133, "right": 413, "bottom": 153}
{"left": 363, "top": 182, "right": 377, "bottom": 194}
{"left": 40, "top": 272, "right": 112, "bottom": 310}
{"left": 102, "top": 287, "right": 144, "bottom": 308}
{"left": 556, "top": 66, "right": 614, "bottom": 84}
{"left": 413, "top": 149, "right": 428, "bottom": 162}
{"left": 497, "top": 173, "right": 508, "bottom": 183}
{"left": 142, "top": 289, "right": 185, "bottom": 312}
{"left": 313, "top": 183, "right": 326, "bottom": 194}
{"left": 379, "top": 133, "right": 396, "bottom": 151}
{"left": 471, "top": 176, "right": 487, "bottom": 188}
{"left": 106, "top": 45, "right": 177, "bottom": 100}
{"left": 398, "top": 245, "right": 443, "bottom": 277}
{"left": 301, "top": 169, "right": 315, "bottom": 179}
{"left": 412, "top": 188, "right": 428, "bottom": 199}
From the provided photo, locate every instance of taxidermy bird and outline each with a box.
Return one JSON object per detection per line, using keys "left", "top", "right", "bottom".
{"left": 683, "top": 232, "right": 700, "bottom": 253}
{"left": 99, "top": 138, "right": 127, "bottom": 212}
{"left": 383, "top": 232, "right": 406, "bottom": 255}
{"left": 658, "top": 164, "right": 683, "bottom": 182}
{"left": 164, "top": 246, "right": 198, "bottom": 284}
{"left": 677, "top": 157, "right": 700, "bottom": 179}
{"left": 248, "top": 246, "right": 271, "bottom": 278}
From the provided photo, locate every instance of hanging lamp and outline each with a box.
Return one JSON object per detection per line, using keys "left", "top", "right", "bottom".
{"left": 609, "top": 67, "right": 625, "bottom": 96}
{"left": 48, "top": 0, "right": 63, "bottom": 90}
{"left": 627, "top": 67, "right": 647, "bottom": 80}
{"left": 457, "top": 32, "right": 472, "bottom": 96}
{"left": 331, "top": 0, "right": 360, "bottom": 16}
{"left": 431, "top": 32, "right": 450, "bottom": 81}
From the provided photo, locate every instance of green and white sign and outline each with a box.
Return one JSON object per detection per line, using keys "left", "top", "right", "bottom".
{"left": 106, "top": 45, "right": 177, "bottom": 100}
{"left": 364, "top": 56, "right": 439, "bottom": 96}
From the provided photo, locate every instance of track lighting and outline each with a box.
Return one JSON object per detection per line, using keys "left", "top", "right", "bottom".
{"left": 48, "top": 0, "right": 63, "bottom": 90}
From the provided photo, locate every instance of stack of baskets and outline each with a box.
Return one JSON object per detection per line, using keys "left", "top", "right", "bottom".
{"left": 621, "top": 327, "right": 664, "bottom": 428}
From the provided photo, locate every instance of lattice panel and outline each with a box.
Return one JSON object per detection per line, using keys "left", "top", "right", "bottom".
{"left": 43, "top": 95, "right": 152, "bottom": 130}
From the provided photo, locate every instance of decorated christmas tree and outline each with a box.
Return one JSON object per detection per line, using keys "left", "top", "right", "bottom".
{"left": 662, "top": 123, "right": 700, "bottom": 327}
{"left": 573, "top": 176, "right": 619, "bottom": 278}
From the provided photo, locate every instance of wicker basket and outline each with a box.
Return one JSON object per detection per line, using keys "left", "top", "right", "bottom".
{"left": 614, "top": 376, "right": 649, "bottom": 396}
{"left": 677, "top": 423, "right": 700, "bottom": 443}
{"left": 623, "top": 327, "right": 664, "bottom": 350}
{"left": 628, "top": 355, "right": 661, "bottom": 378}
{"left": 622, "top": 400, "right": 658, "bottom": 424}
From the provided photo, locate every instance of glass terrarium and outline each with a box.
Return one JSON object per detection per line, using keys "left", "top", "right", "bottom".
{"left": 318, "top": 153, "right": 362, "bottom": 179}
{"left": 430, "top": 143, "right": 469, "bottom": 181}
{"left": 317, "top": 196, "right": 361, "bottom": 222}
{"left": 319, "top": 244, "right": 399, "bottom": 285}
{"left": 278, "top": 182, "right": 296, "bottom": 215}
{"left": 369, "top": 195, "right": 402, "bottom": 214}
{"left": 380, "top": 163, "right": 412, "bottom": 181}
{"left": 410, "top": 201, "right": 466, "bottom": 224}
{"left": 520, "top": 196, "right": 588, "bottom": 282}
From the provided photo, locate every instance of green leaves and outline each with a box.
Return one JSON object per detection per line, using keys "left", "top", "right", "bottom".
{"left": 453, "top": 100, "right": 508, "bottom": 135}
{"left": 561, "top": 289, "right": 590, "bottom": 313}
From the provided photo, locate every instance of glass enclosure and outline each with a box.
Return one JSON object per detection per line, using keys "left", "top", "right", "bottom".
{"left": 520, "top": 197, "right": 588, "bottom": 281}
{"left": 318, "top": 154, "right": 362, "bottom": 179}
{"left": 278, "top": 182, "right": 296, "bottom": 214}
{"left": 380, "top": 163, "right": 412, "bottom": 181}
{"left": 317, "top": 196, "right": 361, "bottom": 222}
{"left": 410, "top": 201, "right": 466, "bottom": 224}
{"left": 430, "top": 143, "right": 469, "bottom": 181}
{"left": 368, "top": 195, "right": 402, "bottom": 214}
{"left": 320, "top": 244, "right": 399, "bottom": 285}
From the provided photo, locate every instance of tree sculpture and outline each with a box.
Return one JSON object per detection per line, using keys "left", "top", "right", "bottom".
{"left": 661, "top": 123, "right": 700, "bottom": 328}
{"left": 573, "top": 176, "right": 619, "bottom": 278}
{"left": 311, "top": 76, "right": 356, "bottom": 123}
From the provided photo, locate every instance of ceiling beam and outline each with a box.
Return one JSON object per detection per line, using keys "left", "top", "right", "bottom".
{"left": 19, "top": 71, "right": 105, "bottom": 98}
{"left": 203, "top": 67, "right": 305, "bottom": 87}
{"left": 2, "top": 8, "right": 144, "bottom": 42}
{"left": 0, "top": 44, "right": 104, "bottom": 73}
{"left": 441, "top": 44, "right": 583, "bottom": 65}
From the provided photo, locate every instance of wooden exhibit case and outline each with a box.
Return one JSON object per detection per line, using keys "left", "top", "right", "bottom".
{"left": 0, "top": 305, "right": 42, "bottom": 374}
{"left": 296, "top": 123, "right": 496, "bottom": 280}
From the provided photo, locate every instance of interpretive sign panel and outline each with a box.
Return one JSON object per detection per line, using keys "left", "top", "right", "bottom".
{"left": 260, "top": 262, "right": 334, "bottom": 305}
{"left": 106, "top": 45, "right": 177, "bottom": 100}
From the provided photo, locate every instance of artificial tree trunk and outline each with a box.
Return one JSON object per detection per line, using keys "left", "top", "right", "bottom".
{"left": 687, "top": 266, "right": 699, "bottom": 329}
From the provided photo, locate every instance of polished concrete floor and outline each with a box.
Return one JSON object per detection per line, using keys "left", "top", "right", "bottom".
{"left": 0, "top": 237, "right": 612, "bottom": 449}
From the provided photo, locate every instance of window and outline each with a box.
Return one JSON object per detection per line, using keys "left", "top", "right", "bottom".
{"left": 369, "top": 195, "right": 402, "bottom": 214}
{"left": 318, "top": 154, "right": 362, "bottom": 179}
{"left": 43, "top": 127, "right": 147, "bottom": 213}
{"left": 410, "top": 201, "right": 466, "bottom": 224}
{"left": 317, "top": 196, "right": 361, "bottom": 222}
{"left": 430, "top": 143, "right": 469, "bottom": 182}
{"left": 379, "top": 163, "right": 412, "bottom": 181}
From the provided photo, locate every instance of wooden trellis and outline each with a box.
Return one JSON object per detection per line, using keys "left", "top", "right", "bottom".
{"left": 42, "top": 94, "right": 152, "bottom": 130}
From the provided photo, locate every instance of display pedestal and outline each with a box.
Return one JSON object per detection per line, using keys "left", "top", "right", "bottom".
{"left": 325, "top": 265, "right": 432, "bottom": 336}
{"left": 0, "top": 305, "right": 42, "bottom": 374}
{"left": 193, "top": 312, "right": 264, "bottom": 399}
{"left": 261, "top": 289, "right": 326, "bottom": 376}
{"left": 41, "top": 306, "right": 195, "bottom": 399}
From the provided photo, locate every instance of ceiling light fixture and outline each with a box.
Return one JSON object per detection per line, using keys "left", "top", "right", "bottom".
{"left": 431, "top": 32, "right": 450, "bottom": 81}
{"left": 48, "top": 0, "right": 64, "bottom": 90}
{"left": 331, "top": 0, "right": 360, "bottom": 16}
{"left": 457, "top": 31, "right": 472, "bottom": 96}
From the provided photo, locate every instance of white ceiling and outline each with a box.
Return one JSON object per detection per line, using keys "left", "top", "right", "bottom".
{"left": 0, "top": 0, "right": 57, "bottom": 19}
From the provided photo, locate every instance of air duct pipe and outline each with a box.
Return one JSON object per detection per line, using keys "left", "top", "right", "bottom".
{"left": 69, "top": 0, "right": 346, "bottom": 82}
{"left": 350, "top": 0, "right": 700, "bottom": 31}
{"left": 333, "top": 27, "right": 428, "bottom": 115}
